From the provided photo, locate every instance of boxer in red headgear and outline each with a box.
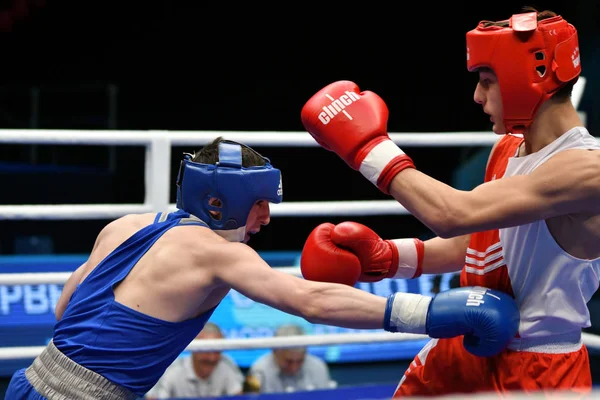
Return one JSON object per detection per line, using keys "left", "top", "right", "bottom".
{"left": 300, "top": 7, "right": 600, "bottom": 397}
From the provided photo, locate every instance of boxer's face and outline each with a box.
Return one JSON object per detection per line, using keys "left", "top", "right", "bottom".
{"left": 274, "top": 349, "right": 306, "bottom": 376}
{"left": 192, "top": 331, "right": 223, "bottom": 379}
{"left": 244, "top": 200, "right": 271, "bottom": 243}
{"left": 474, "top": 68, "right": 505, "bottom": 135}
{"left": 192, "top": 351, "right": 221, "bottom": 379}
{"left": 207, "top": 198, "right": 270, "bottom": 243}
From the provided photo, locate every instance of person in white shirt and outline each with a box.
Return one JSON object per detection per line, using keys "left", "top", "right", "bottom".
{"left": 146, "top": 323, "right": 243, "bottom": 398}
{"left": 247, "top": 324, "right": 334, "bottom": 394}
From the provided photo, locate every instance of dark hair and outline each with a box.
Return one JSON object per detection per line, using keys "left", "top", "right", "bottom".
{"left": 480, "top": 7, "right": 557, "bottom": 28}
{"left": 192, "top": 136, "right": 267, "bottom": 168}
{"left": 480, "top": 7, "right": 576, "bottom": 101}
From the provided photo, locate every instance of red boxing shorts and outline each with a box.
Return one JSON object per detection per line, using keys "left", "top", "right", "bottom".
{"left": 393, "top": 335, "right": 591, "bottom": 398}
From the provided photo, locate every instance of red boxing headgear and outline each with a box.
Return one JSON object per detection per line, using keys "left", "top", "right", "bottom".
{"left": 466, "top": 12, "right": 581, "bottom": 134}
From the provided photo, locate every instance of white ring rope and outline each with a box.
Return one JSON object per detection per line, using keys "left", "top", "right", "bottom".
{"left": 1, "top": 330, "right": 599, "bottom": 361}
{"left": 0, "top": 332, "right": 430, "bottom": 361}
{"left": 0, "top": 130, "right": 502, "bottom": 146}
{"left": 0, "top": 267, "right": 303, "bottom": 285}
{"left": 0, "top": 200, "right": 409, "bottom": 221}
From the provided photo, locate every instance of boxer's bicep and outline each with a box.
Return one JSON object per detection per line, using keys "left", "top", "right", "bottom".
{"left": 209, "top": 243, "right": 313, "bottom": 317}
{"left": 207, "top": 243, "right": 387, "bottom": 329}
{"left": 528, "top": 149, "right": 600, "bottom": 213}
{"left": 455, "top": 149, "right": 600, "bottom": 234}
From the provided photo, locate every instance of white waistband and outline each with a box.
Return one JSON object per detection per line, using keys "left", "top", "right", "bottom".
{"left": 507, "top": 331, "right": 583, "bottom": 354}
{"left": 25, "top": 341, "right": 138, "bottom": 400}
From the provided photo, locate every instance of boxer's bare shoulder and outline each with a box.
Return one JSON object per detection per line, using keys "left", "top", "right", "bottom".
{"left": 109, "top": 216, "right": 231, "bottom": 322}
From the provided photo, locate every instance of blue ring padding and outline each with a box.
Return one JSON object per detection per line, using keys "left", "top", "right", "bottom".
{"left": 159, "top": 383, "right": 399, "bottom": 400}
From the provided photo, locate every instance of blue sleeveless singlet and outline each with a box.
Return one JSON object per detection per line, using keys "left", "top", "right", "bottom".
{"left": 52, "top": 210, "right": 217, "bottom": 396}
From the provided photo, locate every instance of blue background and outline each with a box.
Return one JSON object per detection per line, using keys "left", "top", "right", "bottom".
{"left": 0, "top": 252, "right": 453, "bottom": 377}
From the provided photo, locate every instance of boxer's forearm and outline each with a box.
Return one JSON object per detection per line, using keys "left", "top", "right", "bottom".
{"left": 304, "top": 281, "right": 387, "bottom": 329}
{"left": 389, "top": 168, "right": 468, "bottom": 238}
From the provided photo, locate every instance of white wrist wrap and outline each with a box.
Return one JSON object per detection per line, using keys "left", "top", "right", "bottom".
{"left": 358, "top": 140, "right": 404, "bottom": 186}
{"left": 390, "top": 238, "right": 419, "bottom": 279}
{"left": 386, "top": 293, "right": 431, "bottom": 334}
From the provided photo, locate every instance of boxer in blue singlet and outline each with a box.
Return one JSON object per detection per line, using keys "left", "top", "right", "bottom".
{"left": 6, "top": 137, "right": 519, "bottom": 399}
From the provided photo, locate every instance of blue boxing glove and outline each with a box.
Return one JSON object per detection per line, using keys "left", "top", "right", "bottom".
{"left": 383, "top": 286, "right": 519, "bottom": 357}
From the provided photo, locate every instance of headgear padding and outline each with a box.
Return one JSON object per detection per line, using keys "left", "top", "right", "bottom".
{"left": 466, "top": 12, "right": 580, "bottom": 134}
{"left": 175, "top": 141, "right": 283, "bottom": 242}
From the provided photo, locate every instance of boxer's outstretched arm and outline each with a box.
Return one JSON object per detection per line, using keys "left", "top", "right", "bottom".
{"left": 209, "top": 242, "right": 387, "bottom": 329}
{"left": 300, "top": 82, "right": 599, "bottom": 238}
{"left": 389, "top": 149, "right": 600, "bottom": 238}
{"left": 209, "top": 243, "right": 519, "bottom": 356}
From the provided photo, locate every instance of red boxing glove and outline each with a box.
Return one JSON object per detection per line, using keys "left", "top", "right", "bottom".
{"left": 300, "top": 223, "right": 362, "bottom": 287}
{"left": 333, "top": 221, "right": 424, "bottom": 282}
{"left": 330, "top": 221, "right": 400, "bottom": 282}
{"left": 301, "top": 81, "right": 416, "bottom": 194}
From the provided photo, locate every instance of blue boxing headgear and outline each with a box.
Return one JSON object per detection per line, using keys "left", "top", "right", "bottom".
{"left": 175, "top": 140, "right": 283, "bottom": 242}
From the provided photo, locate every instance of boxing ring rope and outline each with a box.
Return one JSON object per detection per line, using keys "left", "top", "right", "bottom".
{"left": 0, "top": 201, "right": 411, "bottom": 220}
{"left": 0, "top": 267, "right": 302, "bottom": 285}
{"left": 2, "top": 331, "right": 600, "bottom": 360}
{"left": 0, "top": 332, "right": 430, "bottom": 361}
{"left": 0, "top": 129, "right": 501, "bottom": 220}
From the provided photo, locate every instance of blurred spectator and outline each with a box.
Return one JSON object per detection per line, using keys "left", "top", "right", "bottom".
{"left": 247, "top": 324, "right": 334, "bottom": 394}
{"left": 145, "top": 322, "right": 243, "bottom": 399}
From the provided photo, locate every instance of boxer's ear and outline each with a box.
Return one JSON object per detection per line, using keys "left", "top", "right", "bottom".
{"left": 208, "top": 198, "right": 223, "bottom": 220}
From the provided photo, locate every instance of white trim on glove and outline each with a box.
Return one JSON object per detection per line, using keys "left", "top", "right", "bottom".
{"left": 358, "top": 140, "right": 405, "bottom": 186}
{"left": 389, "top": 238, "right": 420, "bottom": 279}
